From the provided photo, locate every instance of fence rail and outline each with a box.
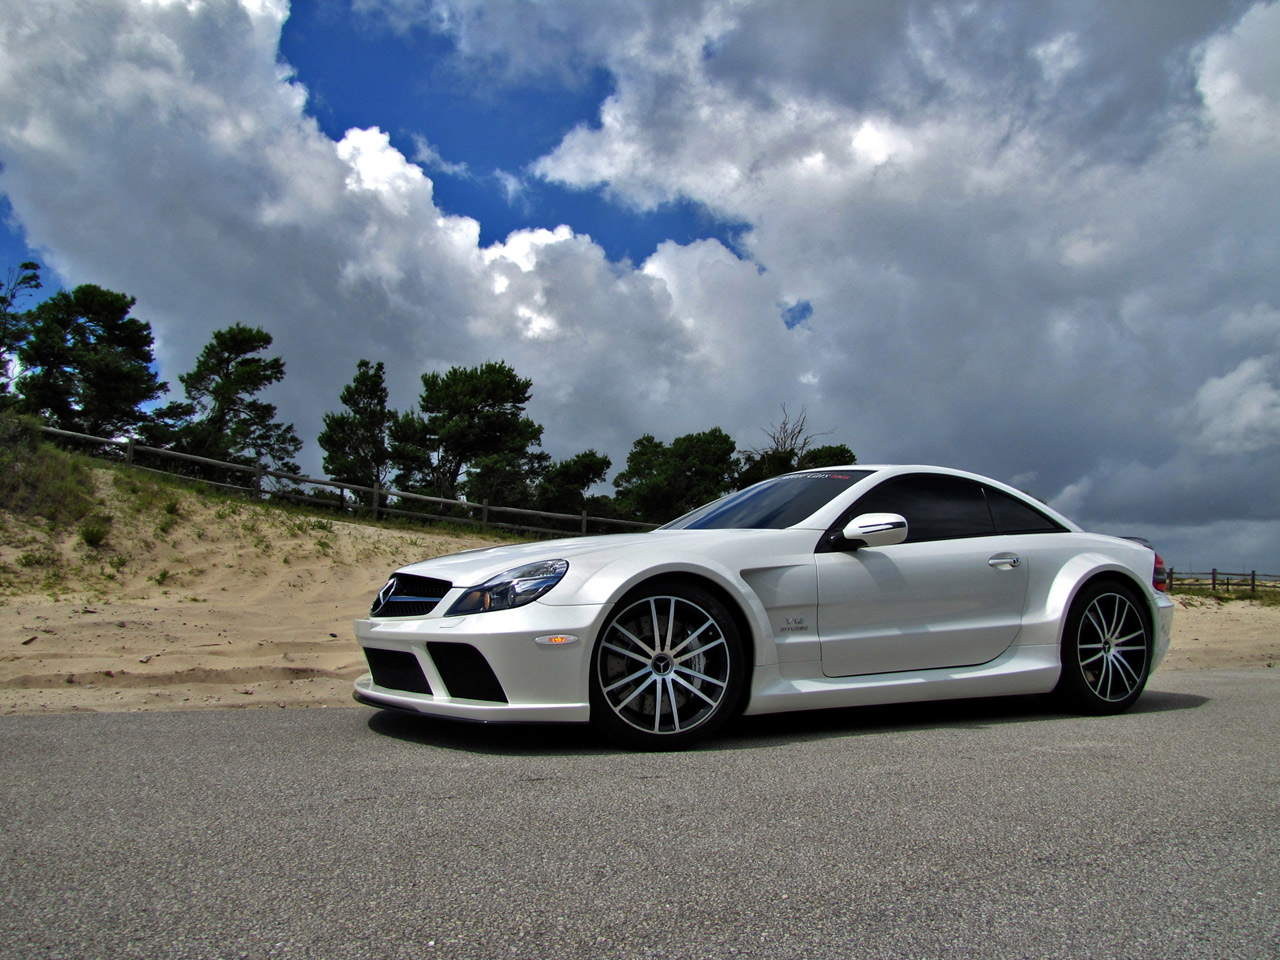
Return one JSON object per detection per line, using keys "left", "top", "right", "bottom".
{"left": 35, "top": 426, "right": 657, "bottom": 538}
{"left": 1168, "top": 569, "right": 1280, "bottom": 595}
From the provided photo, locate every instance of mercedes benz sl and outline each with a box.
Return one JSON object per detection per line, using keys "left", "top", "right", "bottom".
{"left": 354, "top": 465, "right": 1173, "bottom": 747}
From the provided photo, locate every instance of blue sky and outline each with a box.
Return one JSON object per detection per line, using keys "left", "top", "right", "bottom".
{"left": 279, "top": 1, "right": 744, "bottom": 263}
{"left": 1, "top": 0, "right": 1278, "bottom": 570}
{"left": 0, "top": 198, "right": 40, "bottom": 273}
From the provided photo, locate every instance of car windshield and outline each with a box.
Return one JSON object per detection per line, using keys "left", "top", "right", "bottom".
{"left": 662, "top": 470, "right": 873, "bottom": 530}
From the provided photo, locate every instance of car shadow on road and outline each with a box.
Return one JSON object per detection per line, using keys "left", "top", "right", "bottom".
{"left": 362, "top": 688, "right": 1209, "bottom": 755}
{"left": 365, "top": 709, "right": 613, "bottom": 756}
{"left": 719, "top": 688, "right": 1209, "bottom": 749}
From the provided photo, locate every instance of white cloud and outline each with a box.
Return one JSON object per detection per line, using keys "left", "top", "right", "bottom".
{"left": 1199, "top": 1, "right": 1280, "bottom": 152}
{"left": 483, "top": 224, "right": 576, "bottom": 272}
{"left": 1032, "top": 33, "right": 1083, "bottom": 88}
{"left": 411, "top": 135, "right": 471, "bottom": 178}
{"left": 336, "top": 127, "right": 432, "bottom": 215}
{"left": 1224, "top": 304, "right": 1280, "bottom": 347}
{"left": 1187, "top": 357, "right": 1280, "bottom": 456}
{"left": 493, "top": 169, "right": 527, "bottom": 206}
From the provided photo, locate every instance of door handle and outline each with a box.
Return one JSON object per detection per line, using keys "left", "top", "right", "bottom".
{"left": 988, "top": 555, "right": 1021, "bottom": 568}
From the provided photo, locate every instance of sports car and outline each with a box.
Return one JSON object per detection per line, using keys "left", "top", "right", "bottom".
{"left": 354, "top": 465, "right": 1174, "bottom": 747}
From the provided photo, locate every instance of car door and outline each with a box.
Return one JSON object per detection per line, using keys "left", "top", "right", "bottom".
{"left": 816, "top": 473, "right": 1031, "bottom": 677}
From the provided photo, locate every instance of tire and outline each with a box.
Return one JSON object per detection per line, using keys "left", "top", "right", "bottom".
{"left": 1054, "top": 581, "right": 1152, "bottom": 714}
{"left": 590, "top": 582, "right": 745, "bottom": 749}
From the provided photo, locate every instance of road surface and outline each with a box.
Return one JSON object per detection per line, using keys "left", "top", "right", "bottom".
{"left": 2, "top": 669, "right": 1277, "bottom": 959}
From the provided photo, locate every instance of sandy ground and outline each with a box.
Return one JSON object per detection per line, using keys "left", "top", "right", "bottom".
{"left": 1, "top": 480, "right": 1276, "bottom": 714}
{"left": 0, "top": 477, "right": 501, "bottom": 714}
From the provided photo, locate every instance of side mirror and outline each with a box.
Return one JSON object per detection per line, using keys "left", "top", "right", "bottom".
{"left": 841, "top": 513, "right": 908, "bottom": 548}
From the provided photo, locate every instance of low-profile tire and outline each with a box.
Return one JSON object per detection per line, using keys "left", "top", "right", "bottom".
{"left": 590, "top": 581, "right": 745, "bottom": 749}
{"left": 1054, "top": 581, "right": 1152, "bottom": 714}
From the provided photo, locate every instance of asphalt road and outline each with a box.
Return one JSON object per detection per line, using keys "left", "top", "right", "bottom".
{"left": 2, "top": 669, "right": 1278, "bottom": 960}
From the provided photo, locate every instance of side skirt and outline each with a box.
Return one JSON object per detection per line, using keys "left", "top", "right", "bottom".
{"left": 743, "top": 644, "right": 1061, "bottom": 716}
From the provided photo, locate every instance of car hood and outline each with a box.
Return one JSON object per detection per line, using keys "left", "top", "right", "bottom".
{"left": 393, "top": 528, "right": 812, "bottom": 588}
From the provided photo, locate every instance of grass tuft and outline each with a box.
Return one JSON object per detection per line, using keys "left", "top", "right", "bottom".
{"left": 79, "top": 514, "right": 113, "bottom": 548}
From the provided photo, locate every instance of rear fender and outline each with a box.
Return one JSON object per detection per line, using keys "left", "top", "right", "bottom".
{"left": 1021, "top": 553, "right": 1153, "bottom": 648}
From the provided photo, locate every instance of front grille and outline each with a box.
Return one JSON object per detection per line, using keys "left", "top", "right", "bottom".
{"left": 427, "top": 643, "right": 509, "bottom": 703}
{"left": 371, "top": 574, "right": 452, "bottom": 618}
{"left": 364, "top": 648, "right": 434, "bottom": 695}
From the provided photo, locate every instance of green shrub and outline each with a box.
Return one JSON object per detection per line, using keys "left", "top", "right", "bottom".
{"left": 79, "top": 514, "right": 113, "bottom": 548}
{"left": 18, "top": 545, "right": 58, "bottom": 568}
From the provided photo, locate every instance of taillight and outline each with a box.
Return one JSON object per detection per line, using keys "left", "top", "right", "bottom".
{"left": 1153, "top": 552, "right": 1167, "bottom": 592}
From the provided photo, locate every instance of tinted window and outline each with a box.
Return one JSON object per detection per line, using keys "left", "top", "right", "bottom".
{"left": 850, "top": 474, "right": 994, "bottom": 542}
{"left": 985, "top": 487, "right": 1066, "bottom": 534}
{"left": 665, "top": 471, "right": 872, "bottom": 530}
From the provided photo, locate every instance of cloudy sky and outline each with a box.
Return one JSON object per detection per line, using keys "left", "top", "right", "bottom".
{"left": 1, "top": 0, "right": 1278, "bottom": 571}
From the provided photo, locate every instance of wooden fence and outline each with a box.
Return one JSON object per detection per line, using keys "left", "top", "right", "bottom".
{"left": 36, "top": 426, "right": 657, "bottom": 538}
{"left": 1167, "top": 569, "right": 1280, "bottom": 595}
{"left": 29, "top": 426, "right": 1280, "bottom": 571}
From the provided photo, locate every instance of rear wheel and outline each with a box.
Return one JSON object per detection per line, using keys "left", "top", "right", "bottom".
{"left": 1055, "top": 582, "right": 1151, "bottom": 714}
{"left": 590, "top": 582, "right": 744, "bottom": 749}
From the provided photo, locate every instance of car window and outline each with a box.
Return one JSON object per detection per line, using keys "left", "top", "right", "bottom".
{"left": 664, "top": 470, "right": 872, "bottom": 530}
{"left": 850, "top": 474, "right": 994, "bottom": 542}
{"left": 844, "top": 473, "right": 1068, "bottom": 543}
{"left": 985, "top": 487, "right": 1067, "bottom": 534}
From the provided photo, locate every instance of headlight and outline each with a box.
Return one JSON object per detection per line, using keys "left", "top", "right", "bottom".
{"left": 447, "top": 560, "right": 569, "bottom": 616}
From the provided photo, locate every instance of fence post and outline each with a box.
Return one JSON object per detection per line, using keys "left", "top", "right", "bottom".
{"left": 1167, "top": 568, "right": 1175, "bottom": 592}
{"left": 253, "top": 461, "right": 263, "bottom": 498}
{"left": 125, "top": 438, "right": 135, "bottom": 465}
{"left": 1252, "top": 570, "right": 1257, "bottom": 595}
{"left": 373, "top": 481, "right": 381, "bottom": 521}
{"left": 581, "top": 510, "right": 588, "bottom": 536}
{"left": 1211, "top": 568, "right": 1218, "bottom": 591}
{"left": 482, "top": 499, "right": 489, "bottom": 530}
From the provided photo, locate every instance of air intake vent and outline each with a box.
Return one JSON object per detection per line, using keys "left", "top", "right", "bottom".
{"left": 370, "top": 574, "right": 452, "bottom": 618}
{"left": 364, "top": 648, "right": 434, "bottom": 695}
{"left": 427, "top": 643, "right": 509, "bottom": 703}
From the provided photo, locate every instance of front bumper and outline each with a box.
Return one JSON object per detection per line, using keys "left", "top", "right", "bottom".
{"left": 352, "top": 601, "right": 606, "bottom": 724}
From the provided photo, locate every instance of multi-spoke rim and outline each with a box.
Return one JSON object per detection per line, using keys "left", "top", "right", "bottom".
{"left": 597, "top": 595, "right": 731, "bottom": 736}
{"left": 1076, "top": 591, "right": 1149, "bottom": 702}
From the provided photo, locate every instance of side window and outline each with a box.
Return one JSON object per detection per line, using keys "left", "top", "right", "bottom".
{"left": 851, "top": 474, "right": 994, "bottom": 542}
{"left": 984, "top": 486, "right": 1067, "bottom": 534}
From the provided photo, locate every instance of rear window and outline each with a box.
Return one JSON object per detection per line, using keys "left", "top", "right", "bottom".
{"left": 664, "top": 471, "right": 872, "bottom": 530}
{"left": 986, "top": 487, "right": 1067, "bottom": 534}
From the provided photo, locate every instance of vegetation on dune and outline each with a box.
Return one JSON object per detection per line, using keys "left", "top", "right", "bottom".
{"left": 0, "top": 414, "right": 98, "bottom": 528}
{"left": 0, "top": 419, "right": 514, "bottom": 602}
{"left": 1173, "top": 585, "right": 1279, "bottom": 608}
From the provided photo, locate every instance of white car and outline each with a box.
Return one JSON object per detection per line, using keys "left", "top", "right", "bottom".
{"left": 354, "top": 465, "right": 1173, "bottom": 747}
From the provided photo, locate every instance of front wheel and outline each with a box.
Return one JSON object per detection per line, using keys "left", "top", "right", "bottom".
{"left": 590, "top": 582, "right": 744, "bottom": 749}
{"left": 1054, "top": 582, "right": 1152, "bottom": 714}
